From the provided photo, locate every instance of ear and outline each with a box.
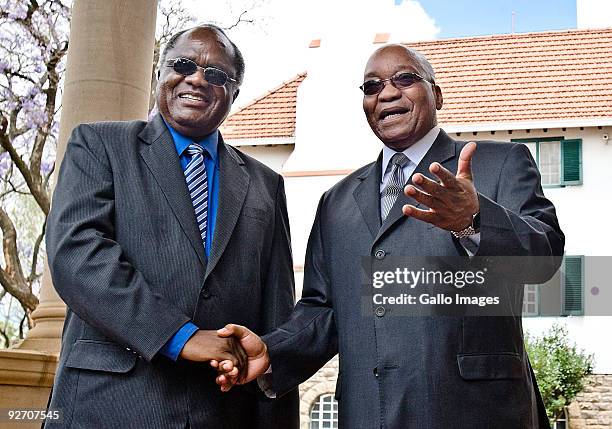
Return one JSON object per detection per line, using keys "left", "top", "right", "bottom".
{"left": 232, "top": 88, "right": 240, "bottom": 102}
{"left": 434, "top": 84, "right": 443, "bottom": 110}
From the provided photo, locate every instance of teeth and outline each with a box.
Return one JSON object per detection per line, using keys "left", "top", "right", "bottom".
{"left": 180, "top": 94, "right": 204, "bottom": 101}
{"left": 382, "top": 112, "right": 405, "bottom": 120}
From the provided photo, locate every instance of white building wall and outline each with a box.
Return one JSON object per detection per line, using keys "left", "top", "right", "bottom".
{"left": 577, "top": 0, "right": 612, "bottom": 29}
{"left": 233, "top": 144, "right": 294, "bottom": 173}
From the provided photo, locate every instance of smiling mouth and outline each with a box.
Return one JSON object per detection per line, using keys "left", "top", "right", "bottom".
{"left": 379, "top": 108, "right": 410, "bottom": 121}
{"left": 178, "top": 93, "right": 207, "bottom": 102}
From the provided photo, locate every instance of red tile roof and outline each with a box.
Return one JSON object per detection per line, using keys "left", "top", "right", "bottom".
{"left": 220, "top": 73, "right": 306, "bottom": 140}
{"left": 408, "top": 28, "right": 612, "bottom": 125}
{"left": 222, "top": 29, "right": 612, "bottom": 140}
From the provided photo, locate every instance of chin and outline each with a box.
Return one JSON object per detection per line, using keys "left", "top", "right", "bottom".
{"left": 377, "top": 131, "right": 416, "bottom": 150}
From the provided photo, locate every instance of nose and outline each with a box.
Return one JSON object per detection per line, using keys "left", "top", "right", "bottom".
{"left": 184, "top": 68, "right": 209, "bottom": 88}
{"left": 377, "top": 80, "right": 402, "bottom": 102}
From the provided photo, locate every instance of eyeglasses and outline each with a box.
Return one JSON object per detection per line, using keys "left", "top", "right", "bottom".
{"left": 359, "top": 72, "right": 433, "bottom": 96}
{"left": 165, "top": 57, "right": 237, "bottom": 87}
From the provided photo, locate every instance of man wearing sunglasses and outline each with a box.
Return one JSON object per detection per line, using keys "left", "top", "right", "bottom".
{"left": 216, "top": 44, "right": 563, "bottom": 428}
{"left": 45, "top": 25, "right": 298, "bottom": 428}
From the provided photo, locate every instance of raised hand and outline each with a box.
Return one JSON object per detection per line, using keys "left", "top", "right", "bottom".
{"left": 179, "top": 330, "right": 247, "bottom": 379}
{"left": 402, "top": 141, "right": 479, "bottom": 231}
{"left": 211, "top": 324, "right": 270, "bottom": 392}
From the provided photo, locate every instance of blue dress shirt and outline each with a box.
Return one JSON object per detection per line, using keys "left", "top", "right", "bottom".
{"left": 159, "top": 120, "right": 220, "bottom": 360}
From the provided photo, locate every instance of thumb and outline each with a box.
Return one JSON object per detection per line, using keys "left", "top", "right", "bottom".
{"left": 217, "top": 324, "right": 248, "bottom": 339}
{"left": 457, "top": 141, "right": 476, "bottom": 181}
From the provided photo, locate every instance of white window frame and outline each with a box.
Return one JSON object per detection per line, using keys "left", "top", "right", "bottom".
{"left": 310, "top": 393, "right": 339, "bottom": 429}
{"left": 523, "top": 284, "right": 539, "bottom": 316}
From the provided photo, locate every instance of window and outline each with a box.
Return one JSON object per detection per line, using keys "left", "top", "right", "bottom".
{"left": 310, "top": 394, "right": 338, "bottom": 429}
{"left": 522, "top": 284, "right": 539, "bottom": 316}
{"left": 522, "top": 255, "right": 584, "bottom": 317}
{"left": 562, "top": 256, "right": 584, "bottom": 316}
{"left": 552, "top": 407, "right": 569, "bottom": 429}
{"left": 538, "top": 141, "right": 561, "bottom": 184}
{"left": 513, "top": 138, "right": 582, "bottom": 186}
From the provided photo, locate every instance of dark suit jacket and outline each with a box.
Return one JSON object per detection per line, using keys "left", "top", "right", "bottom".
{"left": 45, "top": 114, "right": 299, "bottom": 428}
{"left": 264, "top": 130, "right": 564, "bottom": 429}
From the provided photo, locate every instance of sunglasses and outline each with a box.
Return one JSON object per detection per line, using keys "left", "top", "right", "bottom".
{"left": 165, "top": 57, "right": 237, "bottom": 87}
{"left": 359, "top": 72, "right": 432, "bottom": 96}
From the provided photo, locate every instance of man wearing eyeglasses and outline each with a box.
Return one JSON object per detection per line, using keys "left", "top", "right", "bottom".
{"left": 45, "top": 24, "right": 298, "bottom": 428}
{"left": 215, "top": 44, "right": 563, "bottom": 428}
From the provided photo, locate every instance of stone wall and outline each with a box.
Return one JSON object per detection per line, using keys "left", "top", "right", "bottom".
{"left": 568, "top": 374, "right": 612, "bottom": 429}
{"left": 298, "top": 356, "right": 339, "bottom": 429}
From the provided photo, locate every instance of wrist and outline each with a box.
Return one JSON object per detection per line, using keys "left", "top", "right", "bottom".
{"left": 451, "top": 212, "right": 480, "bottom": 238}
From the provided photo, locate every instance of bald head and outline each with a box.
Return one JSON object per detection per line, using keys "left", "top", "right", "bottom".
{"left": 366, "top": 44, "right": 436, "bottom": 83}
{"left": 362, "top": 44, "right": 443, "bottom": 150}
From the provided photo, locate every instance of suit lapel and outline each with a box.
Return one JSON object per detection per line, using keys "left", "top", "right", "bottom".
{"left": 353, "top": 154, "right": 383, "bottom": 239}
{"left": 374, "top": 130, "right": 457, "bottom": 243}
{"left": 204, "top": 137, "right": 250, "bottom": 279}
{"left": 138, "top": 114, "right": 207, "bottom": 267}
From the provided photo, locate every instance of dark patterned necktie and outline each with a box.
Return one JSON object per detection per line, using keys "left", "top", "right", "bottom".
{"left": 381, "top": 152, "right": 409, "bottom": 221}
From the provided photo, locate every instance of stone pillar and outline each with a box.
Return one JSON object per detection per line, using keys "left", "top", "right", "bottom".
{"left": 18, "top": 0, "right": 158, "bottom": 352}
{"left": 0, "top": 1, "right": 158, "bottom": 425}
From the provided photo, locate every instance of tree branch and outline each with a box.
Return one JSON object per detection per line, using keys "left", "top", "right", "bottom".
{"left": 0, "top": 205, "right": 38, "bottom": 312}
{"left": 223, "top": 10, "right": 255, "bottom": 30}
{"left": 27, "top": 220, "right": 45, "bottom": 283}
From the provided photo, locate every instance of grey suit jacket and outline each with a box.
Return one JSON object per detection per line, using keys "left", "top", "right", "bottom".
{"left": 263, "top": 130, "right": 564, "bottom": 429}
{"left": 45, "top": 114, "right": 299, "bottom": 428}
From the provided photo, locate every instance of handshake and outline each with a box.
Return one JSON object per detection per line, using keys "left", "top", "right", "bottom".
{"left": 179, "top": 324, "right": 267, "bottom": 392}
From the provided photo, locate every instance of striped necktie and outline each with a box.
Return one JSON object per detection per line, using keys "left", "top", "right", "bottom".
{"left": 381, "top": 152, "right": 409, "bottom": 222}
{"left": 184, "top": 143, "right": 208, "bottom": 248}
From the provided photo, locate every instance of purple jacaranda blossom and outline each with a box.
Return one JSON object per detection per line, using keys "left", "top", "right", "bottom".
{"left": 40, "top": 158, "right": 54, "bottom": 175}
{"left": 27, "top": 86, "right": 40, "bottom": 98}
{"left": 5, "top": 0, "right": 28, "bottom": 20}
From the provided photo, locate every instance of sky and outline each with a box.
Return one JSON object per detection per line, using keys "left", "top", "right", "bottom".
{"left": 415, "top": 0, "right": 576, "bottom": 38}
{"left": 184, "top": 0, "right": 584, "bottom": 108}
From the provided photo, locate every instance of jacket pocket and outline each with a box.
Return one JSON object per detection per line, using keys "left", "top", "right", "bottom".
{"left": 241, "top": 206, "right": 269, "bottom": 223}
{"left": 65, "top": 340, "right": 138, "bottom": 373}
{"left": 457, "top": 352, "right": 523, "bottom": 380}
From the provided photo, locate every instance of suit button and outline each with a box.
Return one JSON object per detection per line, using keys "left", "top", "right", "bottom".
{"left": 374, "top": 250, "right": 386, "bottom": 260}
{"left": 201, "top": 289, "right": 211, "bottom": 299}
{"left": 373, "top": 367, "right": 378, "bottom": 377}
{"left": 374, "top": 306, "right": 386, "bottom": 317}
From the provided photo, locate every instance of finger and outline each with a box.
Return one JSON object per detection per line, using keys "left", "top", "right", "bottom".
{"left": 402, "top": 204, "right": 438, "bottom": 225}
{"left": 210, "top": 360, "right": 219, "bottom": 369}
{"left": 229, "top": 338, "right": 248, "bottom": 382}
{"left": 216, "top": 373, "right": 238, "bottom": 392}
{"left": 410, "top": 173, "right": 445, "bottom": 196}
{"left": 404, "top": 185, "right": 435, "bottom": 208}
{"left": 220, "top": 360, "right": 234, "bottom": 372}
{"left": 457, "top": 142, "right": 477, "bottom": 181}
{"left": 429, "top": 163, "right": 457, "bottom": 188}
{"left": 218, "top": 324, "right": 249, "bottom": 340}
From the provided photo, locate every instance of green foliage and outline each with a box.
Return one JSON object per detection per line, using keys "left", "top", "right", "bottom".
{"left": 526, "top": 324, "right": 593, "bottom": 423}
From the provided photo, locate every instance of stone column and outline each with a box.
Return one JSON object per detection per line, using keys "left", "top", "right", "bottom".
{"left": 0, "top": 2, "right": 158, "bottom": 425}
{"left": 18, "top": 0, "right": 158, "bottom": 353}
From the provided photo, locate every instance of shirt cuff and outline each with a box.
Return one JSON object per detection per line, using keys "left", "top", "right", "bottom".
{"left": 158, "top": 321, "right": 199, "bottom": 361}
{"left": 459, "top": 232, "right": 481, "bottom": 257}
{"left": 257, "top": 364, "right": 276, "bottom": 398}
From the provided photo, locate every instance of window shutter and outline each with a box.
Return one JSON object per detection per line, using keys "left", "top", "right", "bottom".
{"left": 561, "top": 139, "right": 582, "bottom": 185}
{"left": 563, "top": 256, "right": 583, "bottom": 315}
